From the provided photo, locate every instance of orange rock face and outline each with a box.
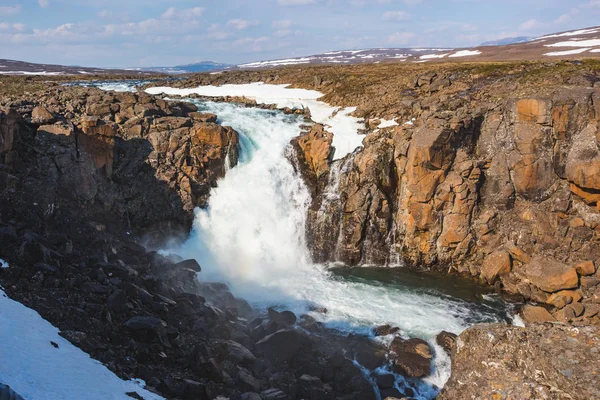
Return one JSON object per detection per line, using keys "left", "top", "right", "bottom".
{"left": 520, "top": 257, "right": 579, "bottom": 293}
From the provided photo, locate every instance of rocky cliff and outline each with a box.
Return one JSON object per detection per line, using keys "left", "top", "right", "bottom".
{"left": 286, "top": 64, "right": 600, "bottom": 327}
{"left": 1, "top": 88, "right": 239, "bottom": 244}
{"left": 0, "top": 84, "right": 379, "bottom": 400}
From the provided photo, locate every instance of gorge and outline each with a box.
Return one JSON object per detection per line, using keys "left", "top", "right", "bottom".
{"left": 1, "top": 59, "right": 600, "bottom": 400}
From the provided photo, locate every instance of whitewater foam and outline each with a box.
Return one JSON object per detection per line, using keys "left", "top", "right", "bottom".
{"left": 169, "top": 101, "right": 507, "bottom": 398}
{"left": 145, "top": 83, "right": 365, "bottom": 161}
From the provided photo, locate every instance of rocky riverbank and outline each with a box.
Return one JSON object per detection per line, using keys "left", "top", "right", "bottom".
{"left": 160, "top": 60, "right": 600, "bottom": 327}
{"left": 2, "top": 58, "right": 600, "bottom": 400}
{"left": 0, "top": 86, "right": 381, "bottom": 400}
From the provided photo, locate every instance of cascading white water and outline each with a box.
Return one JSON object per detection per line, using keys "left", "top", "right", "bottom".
{"left": 173, "top": 100, "right": 507, "bottom": 398}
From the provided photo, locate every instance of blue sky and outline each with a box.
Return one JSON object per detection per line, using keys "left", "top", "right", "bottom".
{"left": 0, "top": 0, "right": 599, "bottom": 67}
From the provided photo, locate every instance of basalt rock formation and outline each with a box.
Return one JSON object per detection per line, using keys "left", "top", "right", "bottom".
{"left": 1, "top": 88, "right": 239, "bottom": 243}
{"left": 293, "top": 68, "right": 600, "bottom": 326}
{"left": 0, "top": 85, "right": 379, "bottom": 400}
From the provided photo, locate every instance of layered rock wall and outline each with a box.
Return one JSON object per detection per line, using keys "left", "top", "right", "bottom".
{"left": 298, "top": 85, "right": 600, "bottom": 324}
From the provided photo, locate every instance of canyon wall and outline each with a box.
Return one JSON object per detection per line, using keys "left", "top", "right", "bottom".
{"left": 296, "top": 81, "right": 600, "bottom": 325}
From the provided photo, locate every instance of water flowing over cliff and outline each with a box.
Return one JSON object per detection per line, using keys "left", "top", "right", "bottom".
{"left": 174, "top": 100, "right": 508, "bottom": 396}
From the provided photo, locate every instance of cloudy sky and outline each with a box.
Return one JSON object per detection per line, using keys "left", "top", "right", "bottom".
{"left": 0, "top": 0, "right": 599, "bottom": 68}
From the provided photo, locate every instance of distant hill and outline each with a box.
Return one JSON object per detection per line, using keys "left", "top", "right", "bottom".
{"left": 0, "top": 59, "right": 156, "bottom": 76}
{"left": 232, "top": 25, "right": 600, "bottom": 69}
{"left": 140, "top": 61, "right": 233, "bottom": 74}
{"left": 1, "top": 26, "right": 599, "bottom": 77}
{"left": 481, "top": 37, "right": 532, "bottom": 46}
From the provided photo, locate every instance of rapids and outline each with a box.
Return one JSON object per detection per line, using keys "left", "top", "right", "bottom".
{"left": 169, "top": 100, "right": 510, "bottom": 398}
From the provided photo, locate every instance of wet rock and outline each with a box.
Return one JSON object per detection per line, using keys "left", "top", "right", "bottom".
{"left": 241, "top": 393, "right": 262, "bottom": 400}
{"left": 267, "top": 308, "right": 297, "bottom": 326}
{"left": 435, "top": 331, "right": 457, "bottom": 355}
{"left": 261, "top": 388, "right": 288, "bottom": 400}
{"left": 59, "top": 330, "right": 87, "bottom": 346}
{"left": 107, "top": 290, "right": 128, "bottom": 312}
{"left": 220, "top": 340, "right": 257, "bottom": 366}
{"left": 375, "top": 373, "right": 396, "bottom": 389}
{"left": 238, "top": 367, "right": 261, "bottom": 392}
{"left": 380, "top": 388, "right": 404, "bottom": 399}
{"left": 255, "top": 329, "right": 311, "bottom": 363}
{"left": 390, "top": 337, "right": 432, "bottom": 378}
{"left": 373, "top": 324, "right": 400, "bottom": 336}
{"left": 174, "top": 259, "right": 201, "bottom": 272}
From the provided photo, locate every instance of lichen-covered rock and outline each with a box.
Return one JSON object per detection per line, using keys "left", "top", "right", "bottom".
{"left": 439, "top": 323, "right": 600, "bottom": 400}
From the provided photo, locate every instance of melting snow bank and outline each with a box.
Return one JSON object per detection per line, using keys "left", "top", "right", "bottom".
{"left": 145, "top": 82, "right": 365, "bottom": 160}
{"left": 0, "top": 289, "right": 163, "bottom": 400}
{"left": 544, "top": 48, "right": 592, "bottom": 56}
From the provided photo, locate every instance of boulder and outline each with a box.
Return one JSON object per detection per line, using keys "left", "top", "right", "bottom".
{"left": 373, "top": 324, "right": 400, "bottom": 336}
{"left": 520, "top": 257, "right": 579, "bottom": 293}
{"left": 267, "top": 308, "right": 297, "bottom": 326}
{"left": 435, "top": 331, "right": 457, "bottom": 355}
{"left": 521, "top": 305, "right": 555, "bottom": 323}
{"left": 31, "top": 106, "right": 55, "bottom": 125}
{"left": 255, "top": 329, "right": 311, "bottom": 363}
{"left": 480, "top": 251, "right": 512, "bottom": 283}
{"left": 174, "top": 259, "right": 202, "bottom": 272}
{"left": 123, "top": 316, "right": 168, "bottom": 343}
{"left": 575, "top": 261, "right": 596, "bottom": 276}
{"left": 390, "top": 337, "right": 432, "bottom": 378}
{"left": 221, "top": 340, "right": 257, "bottom": 366}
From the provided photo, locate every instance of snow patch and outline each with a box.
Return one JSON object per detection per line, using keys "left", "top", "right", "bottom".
{"left": 146, "top": 82, "right": 365, "bottom": 160}
{"left": 537, "top": 28, "right": 600, "bottom": 40}
{"left": 591, "top": 49, "right": 600, "bottom": 53}
{"left": 449, "top": 50, "right": 482, "bottom": 58}
{"left": 0, "top": 289, "right": 163, "bottom": 400}
{"left": 0, "top": 71, "right": 64, "bottom": 76}
{"left": 377, "top": 118, "right": 399, "bottom": 128}
{"left": 544, "top": 48, "right": 592, "bottom": 56}
{"left": 546, "top": 39, "right": 600, "bottom": 48}
{"left": 0, "top": 259, "right": 8, "bottom": 269}
{"left": 420, "top": 53, "right": 449, "bottom": 60}
{"left": 239, "top": 58, "right": 312, "bottom": 68}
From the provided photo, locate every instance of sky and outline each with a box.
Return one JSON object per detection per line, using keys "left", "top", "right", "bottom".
{"left": 0, "top": 0, "right": 599, "bottom": 68}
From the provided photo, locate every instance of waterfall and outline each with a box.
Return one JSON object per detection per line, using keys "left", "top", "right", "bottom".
{"left": 172, "top": 100, "right": 507, "bottom": 398}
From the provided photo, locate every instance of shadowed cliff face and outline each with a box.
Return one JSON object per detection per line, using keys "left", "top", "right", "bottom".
{"left": 0, "top": 88, "right": 239, "bottom": 246}
{"left": 295, "top": 78, "right": 600, "bottom": 326}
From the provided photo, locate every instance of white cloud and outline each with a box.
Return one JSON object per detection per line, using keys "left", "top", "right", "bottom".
{"left": 387, "top": 31, "right": 416, "bottom": 44}
{"left": 227, "top": 19, "right": 259, "bottom": 30}
{"left": 272, "top": 19, "right": 293, "bottom": 29}
{"left": 98, "top": 10, "right": 112, "bottom": 18}
{"left": 0, "top": 5, "right": 21, "bottom": 15}
{"left": 38, "top": 0, "right": 50, "bottom": 8}
{"left": 277, "top": 0, "right": 316, "bottom": 5}
{"left": 161, "top": 7, "right": 205, "bottom": 20}
{"left": 382, "top": 10, "right": 410, "bottom": 21}
{"left": 519, "top": 19, "right": 539, "bottom": 31}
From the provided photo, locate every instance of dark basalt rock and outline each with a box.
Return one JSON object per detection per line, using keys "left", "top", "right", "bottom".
{"left": 436, "top": 330, "right": 457, "bottom": 355}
